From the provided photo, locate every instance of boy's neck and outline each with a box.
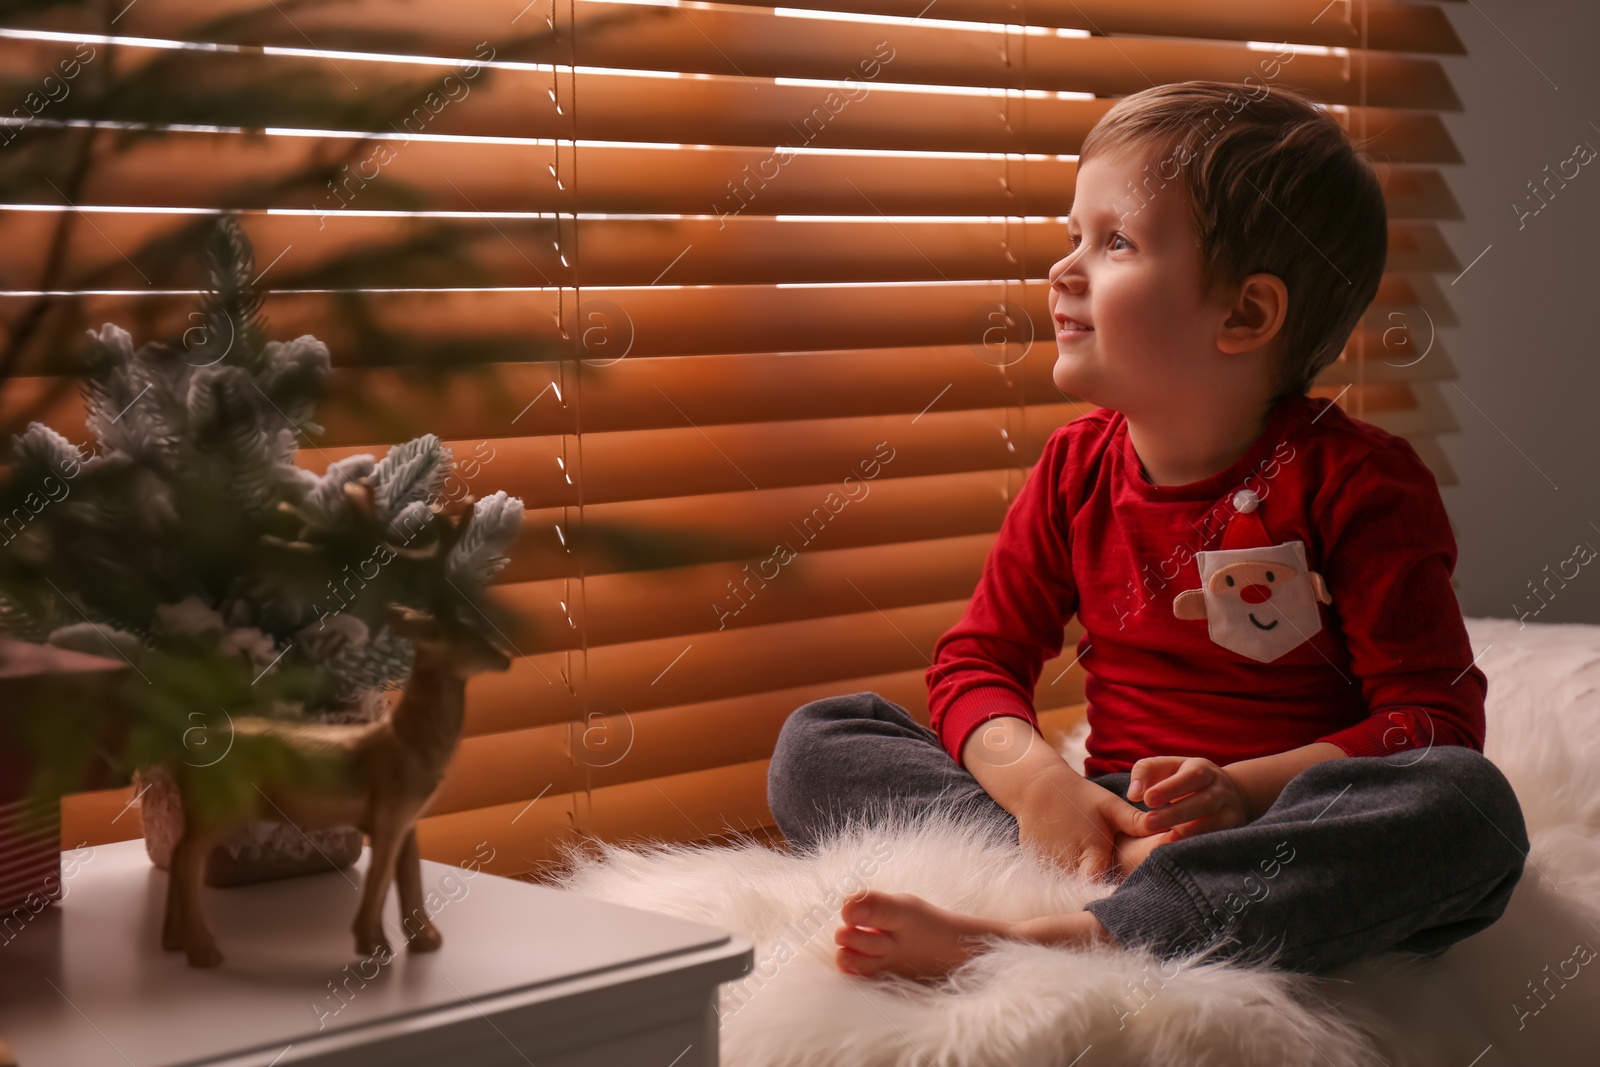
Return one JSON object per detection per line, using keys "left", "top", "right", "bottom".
{"left": 1124, "top": 394, "right": 1278, "bottom": 487}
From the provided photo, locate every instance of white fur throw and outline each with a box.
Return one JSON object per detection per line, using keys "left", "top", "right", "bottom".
{"left": 552, "top": 618, "right": 1600, "bottom": 1066}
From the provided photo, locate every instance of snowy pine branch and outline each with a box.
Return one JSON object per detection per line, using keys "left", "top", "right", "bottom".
{"left": 448, "top": 491, "right": 525, "bottom": 585}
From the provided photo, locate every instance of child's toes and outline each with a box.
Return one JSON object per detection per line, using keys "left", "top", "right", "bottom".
{"left": 837, "top": 945, "right": 885, "bottom": 976}
{"left": 840, "top": 888, "right": 891, "bottom": 928}
{"left": 835, "top": 922, "right": 892, "bottom": 958}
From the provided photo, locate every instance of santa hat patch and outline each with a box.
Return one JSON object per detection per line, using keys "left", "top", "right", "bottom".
{"left": 1219, "top": 488, "right": 1275, "bottom": 551}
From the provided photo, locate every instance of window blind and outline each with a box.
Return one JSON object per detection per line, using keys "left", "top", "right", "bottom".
{"left": 1, "top": 0, "right": 1468, "bottom": 878}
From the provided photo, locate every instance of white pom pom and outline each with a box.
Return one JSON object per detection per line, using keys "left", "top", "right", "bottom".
{"left": 1231, "top": 488, "right": 1260, "bottom": 513}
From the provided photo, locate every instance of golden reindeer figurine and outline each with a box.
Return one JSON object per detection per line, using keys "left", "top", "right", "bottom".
{"left": 162, "top": 498, "right": 514, "bottom": 968}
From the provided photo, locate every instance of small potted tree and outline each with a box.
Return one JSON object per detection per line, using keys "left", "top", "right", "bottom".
{"left": 0, "top": 217, "right": 524, "bottom": 884}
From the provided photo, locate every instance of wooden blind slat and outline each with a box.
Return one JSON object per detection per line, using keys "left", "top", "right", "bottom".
{"left": 556, "top": 6, "right": 1460, "bottom": 110}
{"left": 0, "top": 252, "right": 1461, "bottom": 373}
{"left": 8, "top": 0, "right": 1464, "bottom": 62}
{"left": 0, "top": 335, "right": 1458, "bottom": 452}
{"left": 707, "top": 1, "right": 1465, "bottom": 55}
{"left": 0, "top": 129, "right": 1457, "bottom": 223}
{"left": 303, "top": 403, "right": 1074, "bottom": 509}
{"left": 463, "top": 599, "right": 982, "bottom": 731}
{"left": 0, "top": 129, "right": 1070, "bottom": 214}
{"left": 0, "top": 37, "right": 1460, "bottom": 163}
{"left": 1329, "top": 336, "right": 1459, "bottom": 386}
{"left": 501, "top": 534, "right": 1001, "bottom": 654}
{"left": 294, "top": 383, "right": 1432, "bottom": 513}
{"left": 416, "top": 759, "right": 776, "bottom": 878}
{"left": 0, "top": 175, "right": 1460, "bottom": 291}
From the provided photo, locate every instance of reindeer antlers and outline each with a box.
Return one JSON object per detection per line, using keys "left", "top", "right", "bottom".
{"left": 261, "top": 477, "right": 485, "bottom": 636}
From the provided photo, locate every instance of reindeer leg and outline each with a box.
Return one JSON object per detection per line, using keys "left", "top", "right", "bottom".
{"left": 352, "top": 818, "right": 406, "bottom": 958}
{"left": 173, "top": 827, "right": 223, "bottom": 968}
{"left": 395, "top": 826, "right": 441, "bottom": 951}
{"left": 162, "top": 832, "right": 187, "bottom": 952}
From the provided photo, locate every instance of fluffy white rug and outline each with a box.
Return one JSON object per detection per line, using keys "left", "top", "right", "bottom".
{"left": 552, "top": 617, "right": 1600, "bottom": 1066}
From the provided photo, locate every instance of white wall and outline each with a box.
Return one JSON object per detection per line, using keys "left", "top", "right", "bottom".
{"left": 1432, "top": 1, "right": 1600, "bottom": 624}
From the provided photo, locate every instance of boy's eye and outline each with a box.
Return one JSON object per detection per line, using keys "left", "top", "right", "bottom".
{"left": 1065, "top": 232, "right": 1132, "bottom": 252}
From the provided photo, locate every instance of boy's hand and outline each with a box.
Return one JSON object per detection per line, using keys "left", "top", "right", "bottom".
{"left": 1127, "top": 756, "right": 1252, "bottom": 839}
{"left": 1012, "top": 772, "right": 1152, "bottom": 881}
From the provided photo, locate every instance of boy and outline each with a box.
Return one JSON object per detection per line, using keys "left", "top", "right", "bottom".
{"left": 766, "top": 81, "right": 1528, "bottom": 981}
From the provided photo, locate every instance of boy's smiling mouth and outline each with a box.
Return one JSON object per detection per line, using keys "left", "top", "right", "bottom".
{"left": 1054, "top": 311, "right": 1094, "bottom": 337}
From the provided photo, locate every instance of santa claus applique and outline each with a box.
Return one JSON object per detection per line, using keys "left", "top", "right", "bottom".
{"left": 1172, "top": 488, "right": 1333, "bottom": 663}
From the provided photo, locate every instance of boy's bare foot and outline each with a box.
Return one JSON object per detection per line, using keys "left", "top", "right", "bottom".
{"left": 1113, "top": 828, "right": 1179, "bottom": 879}
{"left": 833, "top": 830, "right": 1184, "bottom": 983}
{"left": 834, "top": 890, "right": 1015, "bottom": 983}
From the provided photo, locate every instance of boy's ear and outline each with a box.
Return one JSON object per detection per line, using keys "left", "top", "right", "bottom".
{"left": 1216, "top": 273, "right": 1288, "bottom": 355}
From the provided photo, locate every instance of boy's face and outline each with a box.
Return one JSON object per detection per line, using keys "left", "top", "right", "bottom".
{"left": 1048, "top": 147, "right": 1232, "bottom": 416}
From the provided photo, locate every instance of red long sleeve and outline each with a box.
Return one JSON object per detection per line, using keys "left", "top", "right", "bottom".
{"left": 1309, "top": 441, "right": 1486, "bottom": 757}
{"left": 924, "top": 393, "right": 1486, "bottom": 778}
{"left": 924, "top": 426, "right": 1082, "bottom": 770}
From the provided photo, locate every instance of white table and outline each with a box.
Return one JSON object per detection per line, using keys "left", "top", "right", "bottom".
{"left": 0, "top": 839, "right": 753, "bottom": 1066}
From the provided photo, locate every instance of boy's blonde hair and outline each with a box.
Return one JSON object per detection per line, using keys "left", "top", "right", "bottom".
{"left": 1079, "top": 80, "right": 1388, "bottom": 404}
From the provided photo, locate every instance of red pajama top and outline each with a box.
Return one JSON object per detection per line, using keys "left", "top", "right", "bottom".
{"left": 925, "top": 392, "right": 1487, "bottom": 778}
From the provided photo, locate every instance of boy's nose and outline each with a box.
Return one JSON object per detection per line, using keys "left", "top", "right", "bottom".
{"left": 1048, "top": 255, "right": 1086, "bottom": 290}
{"left": 1241, "top": 584, "right": 1272, "bottom": 604}
{"left": 1052, "top": 271, "right": 1086, "bottom": 295}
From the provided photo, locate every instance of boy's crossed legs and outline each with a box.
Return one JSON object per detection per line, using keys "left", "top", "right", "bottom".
{"left": 766, "top": 691, "right": 1530, "bottom": 980}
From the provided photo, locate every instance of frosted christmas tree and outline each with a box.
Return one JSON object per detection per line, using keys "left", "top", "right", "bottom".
{"left": 0, "top": 215, "right": 524, "bottom": 882}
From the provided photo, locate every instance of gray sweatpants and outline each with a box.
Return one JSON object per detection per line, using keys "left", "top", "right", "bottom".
{"left": 765, "top": 690, "right": 1529, "bottom": 975}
